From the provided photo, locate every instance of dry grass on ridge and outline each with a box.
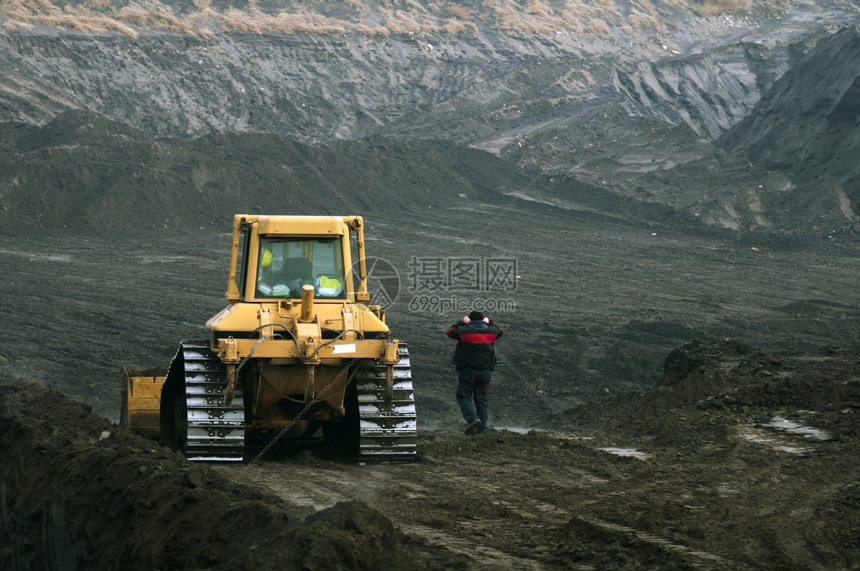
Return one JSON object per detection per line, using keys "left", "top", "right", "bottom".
{"left": 2, "top": 0, "right": 753, "bottom": 38}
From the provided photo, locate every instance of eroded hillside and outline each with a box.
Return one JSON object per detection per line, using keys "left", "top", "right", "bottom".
{"left": 1, "top": 1, "right": 859, "bottom": 236}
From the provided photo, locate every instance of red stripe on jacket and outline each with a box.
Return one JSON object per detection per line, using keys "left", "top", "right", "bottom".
{"left": 458, "top": 332, "right": 499, "bottom": 344}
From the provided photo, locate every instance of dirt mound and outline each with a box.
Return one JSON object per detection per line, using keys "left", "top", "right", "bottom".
{"left": 0, "top": 376, "right": 414, "bottom": 570}
{"left": 565, "top": 339, "right": 860, "bottom": 442}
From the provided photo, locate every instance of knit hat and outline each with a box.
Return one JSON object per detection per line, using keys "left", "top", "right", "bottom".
{"left": 468, "top": 310, "right": 484, "bottom": 322}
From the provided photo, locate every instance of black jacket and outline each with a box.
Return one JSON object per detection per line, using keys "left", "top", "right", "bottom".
{"left": 446, "top": 320, "right": 504, "bottom": 370}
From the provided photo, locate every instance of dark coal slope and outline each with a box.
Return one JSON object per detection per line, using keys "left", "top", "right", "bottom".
{"left": 720, "top": 26, "right": 860, "bottom": 200}
{"left": 0, "top": 111, "right": 533, "bottom": 237}
{"left": 0, "top": 376, "right": 412, "bottom": 570}
{"left": 0, "top": 110, "right": 632, "bottom": 238}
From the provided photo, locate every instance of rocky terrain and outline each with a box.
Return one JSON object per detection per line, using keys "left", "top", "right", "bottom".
{"left": 1, "top": 0, "right": 859, "bottom": 568}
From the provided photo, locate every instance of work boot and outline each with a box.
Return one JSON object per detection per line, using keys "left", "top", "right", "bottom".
{"left": 465, "top": 419, "right": 482, "bottom": 435}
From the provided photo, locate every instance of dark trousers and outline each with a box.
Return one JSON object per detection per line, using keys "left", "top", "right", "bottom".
{"left": 456, "top": 368, "right": 490, "bottom": 433}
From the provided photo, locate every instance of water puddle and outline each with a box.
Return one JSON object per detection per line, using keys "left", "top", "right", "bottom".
{"left": 737, "top": 415, "right": 829, "bottom": 454}
{"left": 599, "top": 447, "right": 651, "bottom": 460}
{"left": 765, "top": 416, "right": 830, "bottom": 441}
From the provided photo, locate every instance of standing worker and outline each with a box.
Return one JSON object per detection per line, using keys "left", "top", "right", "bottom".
{"left": 447, "top": 310, "right": 504, "bottom": 435}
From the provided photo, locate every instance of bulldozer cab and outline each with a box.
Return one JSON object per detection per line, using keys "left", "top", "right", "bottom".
{"left": 227, "top": 215, "right": 370, "bottom": 305}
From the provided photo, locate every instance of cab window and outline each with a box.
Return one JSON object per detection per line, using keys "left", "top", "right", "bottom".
{"left": 255, "top": 238, "right": 345, "bottom": 299}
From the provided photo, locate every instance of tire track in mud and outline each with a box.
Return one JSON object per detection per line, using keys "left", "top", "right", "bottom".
{"left": 569, "top": 515, "right": 734, "bottom": 569}
{"left": 214, "top": 461, "right": 393, "bottom": 511}
{"left": 396, "top": 468, "right": 573, "bottom": 569}
{"left": 216, "top": 441, "right": 733, "bottom": 569}
{"left": 413, "top": 456, "right": 734, "bottom": 569}
{"left": 394, "top": 523, "right": 547, "bottom": 570}
{"left": 223, "top": 460, "right": 559, "bottom": 569}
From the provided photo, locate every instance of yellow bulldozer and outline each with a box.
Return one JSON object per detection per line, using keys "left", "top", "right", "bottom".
{"left": 120, "top": 214, "right": 416, "bottom": 462}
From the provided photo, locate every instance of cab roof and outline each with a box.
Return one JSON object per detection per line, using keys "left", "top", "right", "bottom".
{"left": 255, "top": 215, "right": 349, "bottom": 236}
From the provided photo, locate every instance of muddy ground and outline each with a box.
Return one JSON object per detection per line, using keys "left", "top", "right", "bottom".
{"left": 2, "top": 0, "right": 860, "bottom": 569}
{"left": 2, "top": 338, "right": 858, "bottom": 569}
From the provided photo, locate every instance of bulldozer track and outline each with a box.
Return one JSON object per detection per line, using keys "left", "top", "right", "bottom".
{"left": 163, "top": 341, "right": 416, "bottom": 463}
{"left": 355, "top": 344, "right": 417, "bottom": 462}
{"left": 167, "top": 341, "right": 245, "bottom": 461}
